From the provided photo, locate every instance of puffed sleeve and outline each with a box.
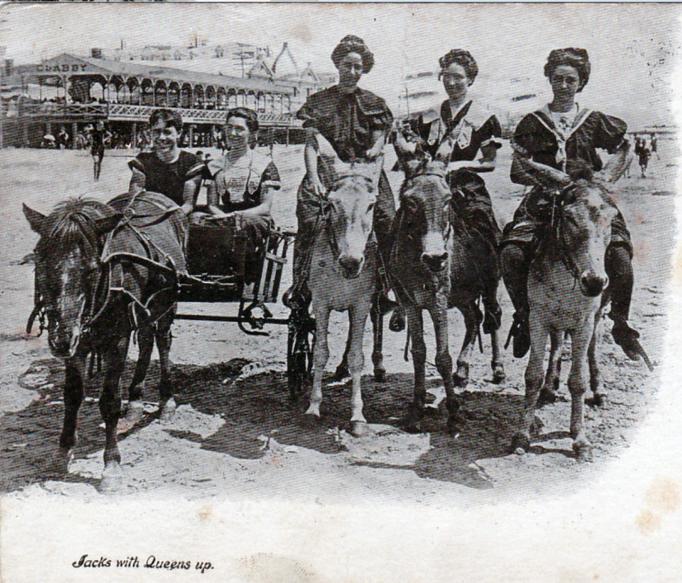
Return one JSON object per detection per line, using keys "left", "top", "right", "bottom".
{"left": 352, "top": 89, "right": 392, "bottom": 132}
{"left": 594, "top": 112, "right": 627, "bottom": 153}
{"left": 478, "top": 115, "right": 503, "bottom": 150}
{"left": 510, "top": 114, "right": 541, "bottom": 157}
{"left": 183, "top": 152, "right": 206, "bottom": 180}
{"left": 205, "top": 158, "right": 224, "bottom": 180}
{"left": 296, "top": 94, "right": 324, "bottom": 129}
{"left": 259, "top": 161, "right": 281, "bottom": 191}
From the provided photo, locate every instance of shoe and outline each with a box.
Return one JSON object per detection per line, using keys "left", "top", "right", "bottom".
{"left": 507, "top": 313, "right": 530, "bottom": 358}
{"left": 389, "top": 305, "right": 406, "bottom": 332}
{"left": 377, "top": 293, "right": 398, "bottom": 316}
{"left": 611, "top": 320, "right": 641, "bottom": 360}
{"left": 282, "top": 286, "right": 309, "bottom": 310}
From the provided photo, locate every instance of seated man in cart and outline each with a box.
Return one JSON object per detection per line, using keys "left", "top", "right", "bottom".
{"left": 192, "top": 107, "right": 281, "bottom": 281}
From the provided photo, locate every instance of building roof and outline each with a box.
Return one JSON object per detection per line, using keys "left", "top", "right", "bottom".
{"left": 20, "top": 53, "right": 294, "bottom": 95}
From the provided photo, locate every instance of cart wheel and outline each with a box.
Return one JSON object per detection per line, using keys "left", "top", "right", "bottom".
{"left": 287, "top": 307, "right": 314, "bottom": 401}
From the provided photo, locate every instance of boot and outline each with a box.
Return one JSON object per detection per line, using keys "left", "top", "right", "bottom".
{"left": 605, "top": 245, "right": 642, "bottom": 361}
{"left": 508, "top": 311, "right": 530, "bottom": 359}
{"left": 389, "top": 303, "right": 406, "bottom": 332}
{"left": 611, "top": 317, "right": 641, "bottom": 361}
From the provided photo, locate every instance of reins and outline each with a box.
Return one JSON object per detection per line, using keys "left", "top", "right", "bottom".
{"left": 540, "top": 190, "right": 583, "bottom": 288}
{"left": 27, "top": 194, "right": 184, "bottom": 357}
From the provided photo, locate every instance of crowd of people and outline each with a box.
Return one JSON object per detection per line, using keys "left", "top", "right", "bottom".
{"left": 94, "top": 35, "right": 644, "bottom": 363}
{"left": 38, "top": 123, "right": 226, "bottom": 152}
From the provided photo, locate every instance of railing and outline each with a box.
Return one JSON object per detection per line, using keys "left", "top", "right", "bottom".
{"left": 8, "top": 101, "right": 302, "bottom": 127}
{"left": 13, "top": 102, "right": 108, "bottom": 117}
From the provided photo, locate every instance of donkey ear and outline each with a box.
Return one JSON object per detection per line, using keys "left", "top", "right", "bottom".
{"left": 433, "top": 133, "right": 456, "bottom": 163}
{"left": 23, "top": 204, "right": 46, "bottom": 234}
{"left": 94, "top": 213, "right": 123, "bottom": 235}
{"left": 393, "top": 126, "right": 430, "bottom": 179}
{"left": 367, "top": 154, "right": 384, "bottom": 189}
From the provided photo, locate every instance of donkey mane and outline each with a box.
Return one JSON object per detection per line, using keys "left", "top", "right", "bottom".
{"left": 36, "top": 198, "right": 115, "bottom": 259}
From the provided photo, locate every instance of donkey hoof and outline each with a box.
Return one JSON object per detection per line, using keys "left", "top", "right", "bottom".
{"left": 511, "top": 433, "right": 530, "bottom": 454}
{"left": 538, "top": 388, "right": 557, "bottom": 407}
{"left": 48, "top": 448, "right": 74, "bottom": 475}
{"left": 99, "top": 464, "right": 124, "bottom": 494}
{"left": 404, "top": 409, "right": 423, "bottom": 434}
{"left": 530, "top": 415, "right": 544, "bottom": 436}
{"left": 159, "top": 398, "right": 177, "bottom": 424}
{"left": 446, "top": 416, "right": 462, "bottom": 437}
{"left": 374, "top": 369, "right": 386, "bottom": 383}
{"left": 118, "top": 402, "right": 145, "bottom": 434}
{"left": 586, "top": 393, "right": 606, "bottom": 408}
{"left": 573, "top": 442, "right": 594, "bottom": 463}
{"left": 331, "top": 365, "right": 350, "bottom": 382}
{"left": 492, "top": 366, "right": 506, "bottom": 384}
{"left": 350, "top": 421, "right": 368, "bottom": 437}
{"left": 301, "top": 410, "right": 322, "bottom": 429}
{"left": 453, "top": 374, "right": 469, "bottom": 388}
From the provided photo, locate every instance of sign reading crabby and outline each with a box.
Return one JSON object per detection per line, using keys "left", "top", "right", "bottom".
{"left": 36, "top": 64, "right": 89, "bottom": 73}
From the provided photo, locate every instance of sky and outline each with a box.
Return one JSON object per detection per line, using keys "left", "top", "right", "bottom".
{"left": 2, "top": 3, "right": 680, "bottom": 129}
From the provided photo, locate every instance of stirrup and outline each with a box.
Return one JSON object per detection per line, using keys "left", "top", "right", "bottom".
{"left": 505, "top": 312, "right": 530, "bottom": 358}
{"left": 283, "top": 288, "right": 304, "bottom": 310}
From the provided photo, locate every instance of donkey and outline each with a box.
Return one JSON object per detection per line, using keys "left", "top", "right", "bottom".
{"left": 391, "top": 134, "right": 506, "bottom": 434}
{"left": 510, "top": 153, "right": 632, "bottom": 462}
{"left": 23, "top": 193, "right": 186, "bottom": 491}
{"left": 304, "top": 134, "right": 384, "bottom": 437}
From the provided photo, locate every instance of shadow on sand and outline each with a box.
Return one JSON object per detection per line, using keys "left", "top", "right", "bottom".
{"left": 1, "top": 357, "right": 571, "bottom": 493}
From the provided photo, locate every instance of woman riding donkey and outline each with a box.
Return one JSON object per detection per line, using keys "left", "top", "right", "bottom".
{"left": 399, "top": 49, "right": 505, "bottom": 336}
{"left": 501, "top": 48, "right": 645, "bottom": 363}
{"left": 284, "top": 35, "right": 405, "bottom": 332}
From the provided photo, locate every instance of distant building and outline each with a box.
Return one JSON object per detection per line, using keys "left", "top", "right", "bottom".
{"left": 89, "top": 40, "right": 336, "bottom": 113}
{"left": 0, "top": 51, "right": 317, "bottom": 148}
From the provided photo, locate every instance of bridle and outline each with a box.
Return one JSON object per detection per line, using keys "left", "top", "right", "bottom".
{"left": 400, "top": 169, "right": 454, "bottom": 248}
{"left": 544, "top": 187, "right": 596, "bottom": 290}
{"left": 322, "top": 174, "right": 377, "bottom": 264}
{"left": 27, "top": 196, "right": 182, "bottom": 358}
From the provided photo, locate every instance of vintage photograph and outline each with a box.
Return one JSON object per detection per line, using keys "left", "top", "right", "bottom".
{"left": 0, "top": 3, "right": 680, "bottom": 581}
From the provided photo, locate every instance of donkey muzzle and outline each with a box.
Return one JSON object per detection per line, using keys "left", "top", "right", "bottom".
{"left": 580, "top": 272, "right": 609, "bottom": 297}
{"left": 421, "top": 251, "right": 448, "bottom": 273}
{"left": 338, "top": 254, "right": 364, "bottom": 279}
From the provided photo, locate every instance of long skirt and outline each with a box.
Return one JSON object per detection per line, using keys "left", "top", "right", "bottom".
{"left": 294, "top": 170, "right": 395, "bottom": 283}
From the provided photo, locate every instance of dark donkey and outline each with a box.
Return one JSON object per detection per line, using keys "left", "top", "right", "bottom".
{"left": 23, "top": 192, "right": 187, "bottom": 492}
{"left": 391, "top": 133, "right": 506, "bottom": 434}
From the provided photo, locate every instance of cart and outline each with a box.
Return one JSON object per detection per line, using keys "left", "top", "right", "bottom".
{"left": 175, "top": 217, "right": 314, "bottom": 399}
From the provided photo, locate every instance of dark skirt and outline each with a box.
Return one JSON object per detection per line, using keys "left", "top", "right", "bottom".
{"left": 294, "top": 169, "right": 395, "bottom": 276}
{"left": 449, "top": 170, "right": 501, "bottom": 244}
{"left": 500, "top": 186, "right": 633, "bottom": 256}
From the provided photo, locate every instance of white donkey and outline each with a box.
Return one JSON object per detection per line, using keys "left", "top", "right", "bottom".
{"left": 512, "top": 147, "right": 634, "bottom": 461}
{"left": 305, "top": 134, "right": 384, "bottom": 437}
